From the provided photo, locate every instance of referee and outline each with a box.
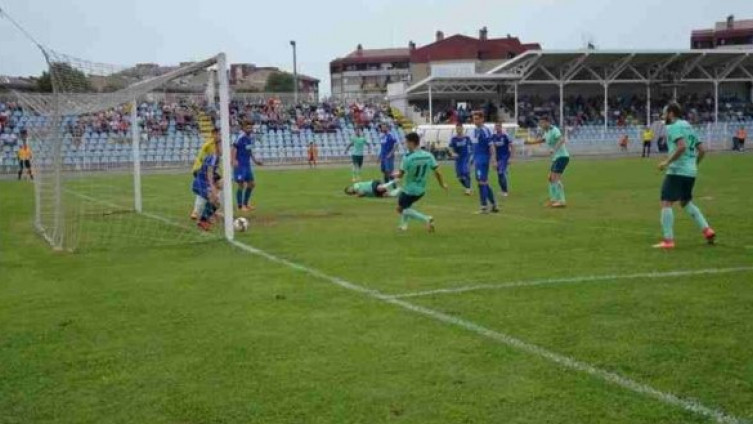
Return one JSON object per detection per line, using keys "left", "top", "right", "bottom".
{"left": 17, "top": 129, "right": 33, "bottom": 181}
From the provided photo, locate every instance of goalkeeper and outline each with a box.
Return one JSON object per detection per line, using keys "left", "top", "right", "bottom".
{"left": 344, "top": 180, "right": 400, "bottom": 198}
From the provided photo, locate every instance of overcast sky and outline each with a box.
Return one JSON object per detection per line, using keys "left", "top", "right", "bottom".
{"left": 1, "top": 0, "right": 751, "bottom": 94}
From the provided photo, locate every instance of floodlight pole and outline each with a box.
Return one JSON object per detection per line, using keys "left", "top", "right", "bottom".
{"left": 131, "top": 99, "right": 142, "bottom": 213}
{"left": 290, "top": 40, "right": 298, "bottom": 104}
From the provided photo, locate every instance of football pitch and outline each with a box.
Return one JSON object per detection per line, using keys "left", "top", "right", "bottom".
{"left": 1, "top": 154, "right": 752, "bottom": 423}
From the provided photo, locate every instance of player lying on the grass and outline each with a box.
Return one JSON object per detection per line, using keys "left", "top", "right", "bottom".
{"left": 526, "top": 115, "right": 570, "bottom": 208}
{"left": 654, "top": 102, "right": 716, "bottom": 249}
{"left": 448, "top": 123, "right": 472, "bottom": 195}
{"left": 233, "top": 122, "right": 263, "bottom": 212}
{"left": 344, "top": 126, "right": 371, "bottom": 182}
{"left": 192, "top": 133, "right": 222, "bottom": 231}
{"left": 344, "top": 180, "right": 400, "bottom": 198}
{"left": 394, "top": 132, "right": 448, "bottom": 232}
{"left": 190, "top": 130, "right": 218, "bottom": 219}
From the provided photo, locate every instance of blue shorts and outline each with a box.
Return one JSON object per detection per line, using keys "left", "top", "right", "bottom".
{"left": 550, "top": 157, "right": 570, "bottom": 174}
{"left": 233, "top": 167, "right": 254, "bottom": 183}
{"left": 192, "top": 178, "right": 210, "bottom": 200}
{"left": 398, "top": 192, "right": 424, "bottom": 210}
{"left": 497, "top": 158, "right": 510, "bottom": 174}
{"left": 380, "top": 157, "right": 395, "bottom": 174}
{"left": 474, "top": 159, "right": 490, "bottom": 182}
{"left": 455, "top": 158, "right": 470, "bottom": 177}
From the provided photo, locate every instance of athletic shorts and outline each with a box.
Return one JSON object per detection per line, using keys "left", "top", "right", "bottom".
{"left": 233, "top": 167, "right": 254, "bottom": 183}
{"left": 352, "top": 155, "right": 364, "bottom": 168}
{"left": 398, "top": 192, "right": 424, "bottom": 210}
{"left": 496, "top": 158, "right": 510, "bottom": 175}
{"left": 192, "top": 179, "right": 210, "bottom": 200}
{"left": 371, "top": 180, "right": 383, "bottom": 197}
{"left": 380, "top": 157, "right": 395, "bottom": 174}
{"left": 474, "top": 159, "right": 490, "bottom": 182}
{"left": 550, "top": 157, "right": 570, "bottom": 174}
{"left": 661, "top": 174, "right": 695, "bottom": 202}
{"left": 454, "top": 158, "right": 470, "bottom": 177}
{"left": 18, "top": 160, "right": 31, "bottom": 169}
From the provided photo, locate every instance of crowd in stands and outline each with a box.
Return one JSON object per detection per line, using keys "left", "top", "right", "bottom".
{"left": 222, "top": 98, "right": 397, "bottom": 135}
{"left": 0, "top": 97, "right": 402, "bottom": 147}
{"left": 426, "top": 93, "right": 753, "bottom": 128}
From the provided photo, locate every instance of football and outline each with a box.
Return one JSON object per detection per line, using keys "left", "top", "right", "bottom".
{"left": 233, "top": 217, "right": 249, "bottom": 232}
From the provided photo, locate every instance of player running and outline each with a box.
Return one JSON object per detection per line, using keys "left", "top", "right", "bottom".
{"left": 344, "top": 180, "right": 400, "bottom": 198}
{"left": 344, "top": 126, "right": 371, "bottom": 182}
{"left": 232, "top": 122, "right": 263, "bottom": 212}
{"left": 492, "top": 123, "right": 513, "bottom": 197}
{"left": 394, "top": 132, "right": 448, "bottom": 232}
{"left": 192, "top": 136, "right": 222, "bottom": 231}
{"left": 17, "top": 129, "right": 33, "bottom": 181}
{"left": 528, "top": 116, "right": 569, "bottom": 208}
{"left": 653, "top": 102, "right": 716, "bottom": 249}
{"left": 378, "top": 123, "right": 398, "bottom": 184}
{"left": 472, "top": 112, "right": 499, "bottom": 213}
{"left": 190, "top": 131, "right": 217, "bottom": 220}
{"left": 448, "top": 123, "right": 472, "bottom": 195}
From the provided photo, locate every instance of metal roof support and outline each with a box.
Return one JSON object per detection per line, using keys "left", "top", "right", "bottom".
{"left": 713, "top": 80, "right": 719, "bottom": 124}
{"left": 678, "top": 53, "right": 707, "bottom": 80}
{"left": 561, "top": 53, "right": 590, "bottom": 82}
{"left": 646, "top": 84, "right": 651, "bottom": 126}
{"left": 559, "top": 82, "right": 565, "bottom": 130}
{"left": 716, "top": 53, "right": 750, "bottom": 81}
{"left": 514, "top": 83, "right": 519, "bottom": 125}
{"left": 606, "top": 54, "right": 636, "bottom": 81}
{"left": 603, "top": 82, "right": 609, "bottom": 136}
{"left": 428, "top": 83, "right": 433, "bottom": 124}
{"left": 648, "top": 53, "right": 681, "bottom": 80}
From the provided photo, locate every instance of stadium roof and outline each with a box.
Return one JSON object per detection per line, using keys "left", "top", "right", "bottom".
{"left": 401, "top": 49, "right": 753, "bottom": 99}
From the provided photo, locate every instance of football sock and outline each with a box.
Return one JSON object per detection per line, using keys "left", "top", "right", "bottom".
{"left": 683, "top": 202, "right": 710, "bottom": 230}
{"left": 194, "top": 196, "right": 206, "bottom": 214}
{"left": 548, "top": 183, "right": 558, "bottom": 201}
{"left": 487, "top": 185, "right": 496, "bottom": 206}
{"left": 498, "top": 172, "right": 508, "bottom": 193}
{"left": 404, "top": 208, "right": 430, "bottom": 223}
{"left": 661, "top": 207, "right": 674, "bottom": 240}
{"left": 243, "top": 187, "right": 252, "bottom": 206}
{"left": 556, "top": 181, "right": 566, "bottom": 203}
{"left": 478, "top": 184, "right": 487, "bottom": 206}
{"left": 236, "top": 189, "right": 243, "bottom": 209}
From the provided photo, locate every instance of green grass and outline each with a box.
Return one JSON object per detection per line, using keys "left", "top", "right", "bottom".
{"left": 1, "top": 154, "right": 752, "bottom": 423}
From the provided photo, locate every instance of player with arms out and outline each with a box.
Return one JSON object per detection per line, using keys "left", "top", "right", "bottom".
{"left": 378, "top": 123, "right": 398, "bottom": 184}
{"left": 654, "top": 102, "right": 716, "bottom": 249}
{"left": 528, "top": 116, "right": 569, "bottom": 208}
{"left": 394, "top": 132, "right": 448, "bottom": 232}
{"left": 344, "top": 180, "right": 400, "bottom": 198}
{"left": 192, "top": 135, "right": 222, "bottom": 231}
{"left": 344, "top": 126, "right": 371, "bottom": 182}
{"left": 232, "top": 122, "right": 263, "bottom": 212}
{"left": 190, "top": 131, "right": 217, "bottom": 219}
{"left": 472, "top": 112, "right": 498, "bottom": 213}
{"left": 492, "top": 123, "right": 513, "bottom": 197}
{"left": 448, "top": 123, "right": 472, "bottom": 195}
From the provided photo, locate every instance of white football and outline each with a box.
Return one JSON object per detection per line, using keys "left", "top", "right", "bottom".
{"left": 233, "top": 217, "right": 249, "bottom": 232}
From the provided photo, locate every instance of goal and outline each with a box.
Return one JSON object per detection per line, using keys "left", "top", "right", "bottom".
{"left": 13, "top": 48, "right": 235, "bottom": 251}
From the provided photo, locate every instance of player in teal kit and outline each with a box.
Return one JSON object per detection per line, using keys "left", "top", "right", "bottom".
{"left": 527, "top": 116, "right": 569, "bottom": 208}
{"left": 394, "top": 132, "right": 448, "bottom": 232}
{"left": 653, "top": 102, "right": 716, "bottom": 249}
{"left": 344, "top": 180, "right": 400, "bottom": 198}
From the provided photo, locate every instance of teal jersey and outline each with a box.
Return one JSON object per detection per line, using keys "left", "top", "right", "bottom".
{"left": 351, "top": 136, "right": 368, "bottom": 156}
{"left": 352, "top": 181, "right": 376, "bottom": 197}
{"left": 666, "top": 119, "right": 701, "bottom": 177}
{"left": 400, "top": 150, "right": 438, "bottom": 196}
{"left": 545, "top": 126, "right": 569, "bottom": 161}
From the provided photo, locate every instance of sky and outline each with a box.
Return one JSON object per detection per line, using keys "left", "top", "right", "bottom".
{"left": 1, "top": 0, "right": 751, "bottom": 95}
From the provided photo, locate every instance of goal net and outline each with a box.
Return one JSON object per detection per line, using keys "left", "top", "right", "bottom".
{"left": 13, "top": 48, "right": 235, "bottom": 252}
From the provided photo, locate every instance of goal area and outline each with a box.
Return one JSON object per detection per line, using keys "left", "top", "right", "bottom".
{"left": 13, "top": 48, "right": 236, "bottom": 252}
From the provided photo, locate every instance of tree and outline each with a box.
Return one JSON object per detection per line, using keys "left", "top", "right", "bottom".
{"left": 264, "top": 72, "right": 294, "bottom": 93}
{"left": 36, "top": 63, "right": 92, "bottom": 93}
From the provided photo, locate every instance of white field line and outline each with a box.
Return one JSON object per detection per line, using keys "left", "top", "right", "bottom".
{"left": 58, "top": 190, "right": 748, "bottom": 423}
{"left": 228, "top": 240, "right": 745, "bottom": 424}
{"left": 388, "top": 267, "right": 753, "bottom": 299}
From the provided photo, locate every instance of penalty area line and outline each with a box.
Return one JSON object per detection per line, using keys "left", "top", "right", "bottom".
{"left": 228, "top": 238, "right": 744, "bottom": 424}
{"left": 387, "top": 266, "right": 753, "bottom": 299}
